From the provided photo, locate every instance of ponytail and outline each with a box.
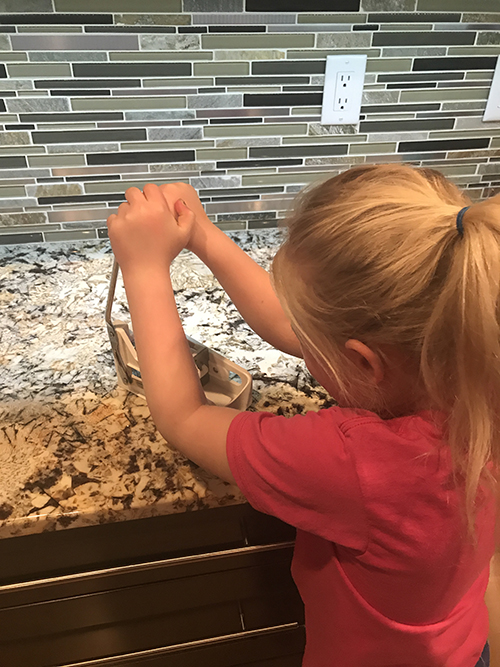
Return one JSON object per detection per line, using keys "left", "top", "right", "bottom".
{"left": 421, "top": 194, "right": 500, "bottom": 535}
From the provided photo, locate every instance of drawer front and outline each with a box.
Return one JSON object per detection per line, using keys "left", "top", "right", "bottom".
{"left": 0, "top": 544, "right": 304, "bottom": 667}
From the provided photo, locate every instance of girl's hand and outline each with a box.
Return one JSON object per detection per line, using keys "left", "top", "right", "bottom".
{"left": 158, "top": 182, "right": 213, "bottom": 255}
{"left": 107, "top": 183, "right": 194, "bottom": 274}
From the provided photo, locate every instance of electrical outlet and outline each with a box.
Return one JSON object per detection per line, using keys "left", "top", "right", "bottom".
{"left": 321, "top": 55, "right": 367, "bottom": 125}
{"left": 483, "top": 55, "right": 500, "bottom": 122}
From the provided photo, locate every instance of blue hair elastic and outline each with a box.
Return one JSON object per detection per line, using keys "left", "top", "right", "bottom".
{"left": 456, "top": 206, "right": 470, "bottom": 237}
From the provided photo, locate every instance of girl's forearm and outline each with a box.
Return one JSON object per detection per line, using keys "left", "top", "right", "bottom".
{"left": 190, "top": 220, "right": 302, "bottom": 358}
{"left": 120, "top": 266, "right": 207, "bottom": 440}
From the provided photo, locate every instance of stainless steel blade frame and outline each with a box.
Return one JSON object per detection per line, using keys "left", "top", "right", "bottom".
{"left": 105, "top": 258, "right": 253, "bottom": 410}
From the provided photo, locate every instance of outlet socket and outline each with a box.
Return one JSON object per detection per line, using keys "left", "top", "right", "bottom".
{"left": 483, "top": 55, "right": 500, "bottom": 122}
{"left": 321, "top": 55, "right": 367, "bottom": 125}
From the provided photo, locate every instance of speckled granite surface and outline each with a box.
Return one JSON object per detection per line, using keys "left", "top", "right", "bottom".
{"left": 0, "top": 231, "right": 334, "bottom": 539}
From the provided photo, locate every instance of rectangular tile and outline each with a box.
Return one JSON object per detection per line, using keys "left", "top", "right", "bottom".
{"left": 417, "top": 0, "right": 500, "bottom": 9}
{"left": 55, "top": 0, "right": 181, "bottom": 9}
{"left": 250, "top": 145, "right": 348, "bottom": 158}
{"left": 413, "top": 56, "right": 497, "bottom": 71}
{"left": 20, "top": 112, "right": 123, "bottom": 123}
{"left": 246, "top": 0, "right": 360, "bottom": 8}
{"left": 202, "top": 34, "right": 315, "bottom": 49}
{"left": 398, "top": 138, "right": 490, "bottom": 152}
{"left": 86, "top": 26, "right": 177, "bottom": 33}
{"left": 400, "top": 88, "right": 489, "bottom": 102}
{"left": 33, "top": 129, "right": 146, "bottom": 144}
{"left": 0, "top": 13, "right": 113, "bottom": 23}
{"left": 360, "top": 119, "right": 454, "bottom": 132}
{"left": 0, "top": 155, "right": 27, "bottom": 169}
{"left": 71, "top": 97, "right": 186, "bottom": 111}
{"left": 196, "top": 148, "right": 247, "bottom": 160}
{"left": 0, "top": 231, "right": 43, "bottom": 244}
{"left": 244, "top": 93, "right": 322, "bottom": 107}
{"left": 29, "top": 51, "right": 108, "bottom": 62}
{"left": 185, "top": 0, "right": 242, "bottom": 7}
{"left": 374, "top": 32, "right": 475, "bottom": 47}
{"left": 7, "top": 63, "right": 72, "bottom": 77}
{"left": 44, "top": 229, "right": 97, "bottom": 241}
{"left": 204, "top": 123, "right": 307, "bottom": 137}
{"left": 253, "top": 60, "right": 325, "bottom": 75}
{"left": 194, "top": 62, "right": 249, "bottom": 76}
{"left": 110, "top": 51, "right": 210, "bottom": 62}
{"left": 28, "top": 155, "right": 86, "bottom": 167}
{"left": 11, "top": 34, "right": 139, "bottom": 51}
{"left": 217, "top": 76, "right": 310, "bottom": 86}
{"left": 140, "top": 34, "right": 200, "bottom": 50}
{"left": 7, "top": 97, "right": 70, "bottom": 112}
{"left": 87, "top": 149, "right": 195, "bottom": 166}
{"left": 35, "top": 79, "right": 141, "bottom": 90}
{"left": 217, "top": 158, "right": 302, "bottom": 168}
{"left": 242, "top": 171, "right": 333, "bottom": 186}
{"left": 369, "top": 12, "right": 461, "bottom": 21}
{"left": 188, "top": 93, "right": 242, "bottom": 109}
{"left": 73, "top": 63, "right": 191, "bottom": 78}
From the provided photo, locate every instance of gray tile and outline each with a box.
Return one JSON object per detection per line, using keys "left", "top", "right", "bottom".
{"left": 6, "top": 97, "right": 70, "bottom": 113}
{"left": 29, "top": 51, "right": 108, "bottom": 63}
{"left": 26, "top": 183, "right": 83, "bottom": 197}
{"left": 204, "top": 34, "right": 314, "bottom": 49}
{"left": 47, "top": 143, "right": 119, "bottom": 154}
{"left": 185, "top": 0, "right": 243, "bottom": 9}
{"left": 29, "top": 155, "right": 87, "bottom": 167}
{"left": 110, "top": 51, "right": 210, "bottom": 61}
{"left": 125, "top": 110, "right": 195, "bottom": 121}
{"left": 215, "top": 49, "right": 286, "bottom": 61}
{"left": 194, "top": 62, "right": 249, "bottom": 76}
{"left": 33, "top": 129, "right": 146, "bottom": 144}
{"left": 150, "top": 161, "right": 215, "bottom": 172}
{"left": 215, "top": 221, "right": 246, "bottom": 231}
{"left": 194, "top": 13, "right": 295, "bottom": 23}
{"left": 0, "top": 230, "right": 43, "bottom": 245}
{"left": 140, "top": 34, "right": 200, "bottom": 50}
{"left": 316, "top": 33, "right": 372, "bottom": 48}
{"left": 362, "top": 0, "right": 416, "bottom": 8}
{"left": 54, "top": 0, "right": 181, "bottom": 9}
{"left": 250, "top": 145, "right": 348, "bottom": 158}
{"left": 0, "top": 0, "right": 52, "bottom": 9}
{"left": 0, "top": 132, "right": 31, "bottom": 145}
{"left": 0, "top": 211, "right": 47, "bottom": 227}
{"left": 72, "top": 97, "right": 186, "bottom": 111}
{"left": 116, "top": 14, "right": 190, "bottom": 25}
{"left": 216, "top": 137, "right": 281, "bottom": 147}
{"left": 49, "top": 207, "right": 117, "bottom": 223}
{"left": 7, "top": 64, "right": 72, "bottom": 77}
{"left": 0, "top": 52, "right": 28, "bottom": 62}
{"left": 0, "top": 35, "right": 10, "bottom": 50}
{"left": 44, "top": 229, "right": 97, "bottom": 242}
{"left": 188, "top": 94, "right": 242, "bottom": 109}
{"left": 374, "top": 31, "right": 475, "bottom": 46}
{"left": 0, "top": 80, "right": 33, "bottom": 90}
{"left": 0, "top": 197, "right": 36, "bottom": 208}
{"left": 12, "top": 34, "right": 139, "bottom": 51}
{"left": 463, "top": 13, "right": 500, "bottom": 21}
{"left": 477, "top": 32, "right": 500, "bottom": 45}
{"left": 147, "top": 127, "right": 203, "bottom": 141}
{"left": 381, "top": 47, "right": 447, "bottom": 57}
{"left": 191, "top": 176, "right": 241, "bottom": 189}
{"left": 418, "top": 0, "right": 499, "bottom": 9}
{"left": 298, "top": 13, "right": 367, "bottom": 23}
{"left": 309, "top": 123, "right": 358, "bottom": 136}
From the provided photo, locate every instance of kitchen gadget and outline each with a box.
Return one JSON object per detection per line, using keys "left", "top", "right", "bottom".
{"left": 105, "top": 259, "right": 253, "bottom": 409}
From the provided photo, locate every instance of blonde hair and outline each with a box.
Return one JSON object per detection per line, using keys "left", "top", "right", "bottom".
{"left": 272, "top": 163, "right": 500, "bottom": 536}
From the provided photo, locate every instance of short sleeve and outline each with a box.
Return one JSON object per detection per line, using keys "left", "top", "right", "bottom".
{"left": 227, "top": 408, "right": 369, "bottom": 552}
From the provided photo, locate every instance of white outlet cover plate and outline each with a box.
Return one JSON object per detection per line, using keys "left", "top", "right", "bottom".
{"left": 483, "top": 55, "right": 500, "bottom": 122}
{"left": 321, "top": 54, "right": 367, "bottom": 125}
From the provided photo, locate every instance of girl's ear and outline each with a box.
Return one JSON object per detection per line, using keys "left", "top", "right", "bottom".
{"left": 344, "top": 339, "right": 384, "bottom": 385}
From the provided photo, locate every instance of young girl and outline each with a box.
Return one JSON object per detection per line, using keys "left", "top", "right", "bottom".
{"left": 107, "top": 163, "right": 499, "bottom": 667}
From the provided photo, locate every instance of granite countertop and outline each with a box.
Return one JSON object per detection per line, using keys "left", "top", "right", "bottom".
{"left": 0, "top": 231, "right": 334, "bottom": 539}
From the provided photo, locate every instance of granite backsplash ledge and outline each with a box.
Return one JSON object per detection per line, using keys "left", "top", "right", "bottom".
{"left": 0, "top": 0, "right": 498, "bottom": 245}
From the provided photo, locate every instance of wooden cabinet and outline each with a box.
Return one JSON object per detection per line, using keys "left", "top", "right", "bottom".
{"left": 0, "top": 505, "right": 305, "bottom": 666}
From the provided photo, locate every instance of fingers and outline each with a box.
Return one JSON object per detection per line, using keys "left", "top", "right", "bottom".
{"left": 124, "top": 187, "right": 144, "bottom": 204}
{"left": 142, "top": 182, "right": 164, "bottom": 204}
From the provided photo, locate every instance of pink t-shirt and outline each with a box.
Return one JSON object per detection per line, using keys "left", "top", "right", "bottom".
{"left": 226, "top": 407, "right": 496, "bottom": 667}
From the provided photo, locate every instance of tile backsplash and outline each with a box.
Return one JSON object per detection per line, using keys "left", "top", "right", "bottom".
{"left": 0, "top": 0, "right": 499, "bottom": 245}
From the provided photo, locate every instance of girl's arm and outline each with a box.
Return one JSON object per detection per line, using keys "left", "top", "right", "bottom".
{"left": 159, "top": 183, "right": 303, "bottom": 359}
{"left": 107, "top": 185, "right": 240, "bottom": 483}
{"left": 486, "top": 552, "right": 500, "bottom": 667}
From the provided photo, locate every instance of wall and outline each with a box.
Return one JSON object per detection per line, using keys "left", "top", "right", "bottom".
{"left": 0, "top": 0, "right": 499, "bottom": 245}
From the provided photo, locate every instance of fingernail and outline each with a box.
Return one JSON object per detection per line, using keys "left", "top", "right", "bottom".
{"left": 181, "top": 199, "right": 187, "bottom": 206}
